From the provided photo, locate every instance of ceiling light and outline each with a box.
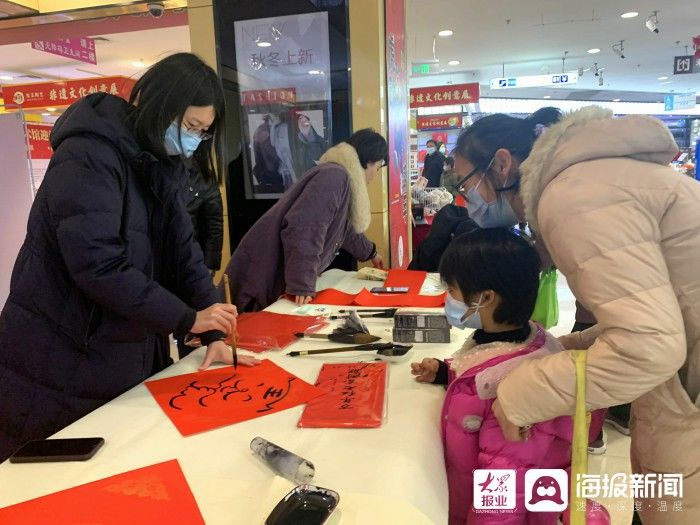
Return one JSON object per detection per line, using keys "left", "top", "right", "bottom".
{"left": 46, "top": 107, "right": 56, "bottom": 112}
{"left": 448, "top": 60, "right": 460, "bottom": 66}
{"left": 661, "top": 81, "right": 673, "bottom": 85}
{"left": 0, "top": 75, "right": 12, "bottom": 81}
{"left": 257, "top": 41, "right": 272, "bottom": 48}
{"left": 131, "top": 60, "right": 146, "bottom": 68}
{"left": 621, "top": 12, "right": 639, "bottom": 19}
{"left": 308, "top": 70, "right": 322, "bottom": 75}
{"left": 658, "top": 76, "right": 668, "bottom": 80}
{"left": 41, "top": 113, "right": 51, "bottom": 117}
{"left": 613, "top": 98, "right": 621, "bottom": 102}
{"left": 438, "top": 30, "right": 453, "bottom": 37}
{"left": 587, "top": 48, "right": 601, "bottom": 54}
{"left": 543, "top": 96, "right": 551, "bottom": 99}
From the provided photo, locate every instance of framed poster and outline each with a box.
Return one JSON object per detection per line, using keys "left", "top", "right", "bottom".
{"left": 234, "top": 12, "right": 333, "bottom": 199}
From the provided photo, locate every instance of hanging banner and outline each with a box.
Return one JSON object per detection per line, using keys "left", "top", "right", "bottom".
{"left": 410, "top": 83, "right": 480, "bottom": 108}
{"left": 416, "top": 114, "right": 462, "bottom": 130}
{"left": 386, "top": 0, "right": 410, "bottom": 269}
{"left": 2, "top": 76, "right": 135, "bottom": 110}
{"left": 31, "top": 37, "right": 97, "bottom": 65}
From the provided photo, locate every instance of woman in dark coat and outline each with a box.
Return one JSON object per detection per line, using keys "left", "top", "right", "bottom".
{"left": 0, "top": 53, "right": 255, "bottom": 461}
{"left": 225, "top": 129, "right": 387, "bottom": 312}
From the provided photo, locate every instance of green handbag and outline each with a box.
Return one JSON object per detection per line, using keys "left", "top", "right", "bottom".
{"left": 531, "top": 268, "right": 559, "bottom": 328}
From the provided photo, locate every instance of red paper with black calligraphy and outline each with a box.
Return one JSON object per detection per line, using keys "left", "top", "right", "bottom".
{"left": 298, "top": 362, "right": 387, "bottom": 428}
{"left": 0, "top": 460, "right": 204, "bottom": 524}
{"left": 145, "top": 360, "right": 325, "bottom": 436}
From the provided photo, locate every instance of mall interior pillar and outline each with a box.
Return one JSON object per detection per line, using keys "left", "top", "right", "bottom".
{"left": 348, "top": 0, "right": 390, "bottom": 264}
{"left": 188, "top": 0, "right": 231, "bottom": 281}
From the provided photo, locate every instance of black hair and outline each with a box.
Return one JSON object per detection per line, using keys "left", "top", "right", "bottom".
{"left": 530, "top": 106, "right": 563, "bottom": 128}
{"left": 454, "top": 107, "right": 562, "bottom": 173}
{"left": 426, "top": 139, "right": 437, "bottom": 147}
{"left": 344, "top": 128, "right": 389, "bottom": 168}
{"left": 439, "top": 228, "right": 541, "bottom": 326}
{"left": 127, "top": 52, "right": 225, "bottom": 184}
{"left": 444, "top": 156, "right": 455, "bottom": 169}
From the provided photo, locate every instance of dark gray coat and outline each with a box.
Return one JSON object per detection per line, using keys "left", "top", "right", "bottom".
{"left": 0, "top": 94, "right": 220, "bottom": 460}
{"left": 226, "top": 143, "right": 374, "bottom": 311}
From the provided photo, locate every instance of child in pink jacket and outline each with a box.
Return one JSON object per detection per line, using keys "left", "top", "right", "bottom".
{"left": 411, "top": 229, "right": 605, "bottom": 525}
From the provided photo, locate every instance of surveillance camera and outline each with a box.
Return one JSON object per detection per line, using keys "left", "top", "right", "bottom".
{"left": 646, "top": 13, "right": 659, "bottom": 34}
{"left": 147, "top": 2, "right": 165, "bottom": 18}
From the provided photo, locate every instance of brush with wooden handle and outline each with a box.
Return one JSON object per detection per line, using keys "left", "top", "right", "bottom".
{"left": 288, "top": 342, "right": 404, "bottom": 357}
{"left": 223, "top": 274, "right": 237, "bottom": 369}
{"left": 294, "top": 332, "right": 381, "bottom": 344}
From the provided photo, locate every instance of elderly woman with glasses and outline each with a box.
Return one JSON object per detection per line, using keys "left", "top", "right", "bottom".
{"left": 224, "top": 128, "right": 387, "bottom": 312}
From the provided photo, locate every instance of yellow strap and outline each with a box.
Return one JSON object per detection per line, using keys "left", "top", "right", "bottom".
{"left": 570, "top": 350, "right": 589, "bottom": 525}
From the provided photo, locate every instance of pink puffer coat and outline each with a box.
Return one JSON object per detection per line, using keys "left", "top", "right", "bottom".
{"left": 441, "top": 323, "right": 603, "bottom": 524}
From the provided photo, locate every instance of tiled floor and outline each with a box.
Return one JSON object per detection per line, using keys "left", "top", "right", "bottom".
{"left": 553, "top": 273, "right": 634, "bottom": 525}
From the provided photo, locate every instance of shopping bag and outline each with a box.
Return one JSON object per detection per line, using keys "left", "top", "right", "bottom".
{"left": 531, "top": 268, "right": 559, "bottom": 328}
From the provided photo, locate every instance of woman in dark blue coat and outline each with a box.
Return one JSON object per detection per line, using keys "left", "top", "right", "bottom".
{"left": 0, "top": 53, "right": 255, "bottom": 461}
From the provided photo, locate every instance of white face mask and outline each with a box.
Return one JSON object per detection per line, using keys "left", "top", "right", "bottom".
{"left": 427, "top": 146, "right": 436, "bottom": 155}
{"left": 444, "top": 292, "right": 483, "bottom": 330}
{"left": 439, "top": 145, "right": 447, "bottom": 154}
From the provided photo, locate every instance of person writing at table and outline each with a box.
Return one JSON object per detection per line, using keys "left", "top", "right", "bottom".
{"left": 0, "top": 53, "right": 258, "bottom": 463}
{"left": 225, "top": 129, "right": 387, "bottom": 312}
{"left": 411, "top": 229, "right": 606, "bottom": 524}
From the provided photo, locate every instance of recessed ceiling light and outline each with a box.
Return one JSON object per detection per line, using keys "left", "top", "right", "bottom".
{"left": 621, "top": 12, "right": 639, "bottom": 19}
{"left": 613, "top": 98, "right": 621, "bottom": 102}
{"left": 308, "top": 70, "right": 322, "bottom": 75}
{"left": 661, "top": 81, "right": 673, "bottom": 85}
{"left": 257, "top": 41, "right": 272, "bottom": 48}
{"left": 46, "top": 107, "right": 56, "bottom": 112}
{"left": 0, "top": 75, "right": 12, "bottom": 81}
{"left": 543, "top": 95, "right": 551, "bottom": 99}
{"left": 587, "top": 48, "right": 601, "bottom": 54}
{"left": 41, "top": 113, "right": 51, "bottom": 117}
{"left": 658, "top": 76, "right": 668, "bottom": 80}
{"left": 131, "top": 60, "right": 146, "bottom": 68}
{"left": 448, "top": 60, "right": 460, "bottom": 66}
{"left": 438, "top": 30, "right": 453, "bottom": 37}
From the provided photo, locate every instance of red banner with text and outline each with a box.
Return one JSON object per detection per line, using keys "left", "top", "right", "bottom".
{"left": 2, "top": 76, "right": 135, "bottom": 109}
{"left": 410, "top": 83, "right": 480, "bottom": 108}
{"left": 26, "top": 123, "right": 54, "bottom": 159}
{"left": 416, "top": 114, "right": 462, "bottom": 130}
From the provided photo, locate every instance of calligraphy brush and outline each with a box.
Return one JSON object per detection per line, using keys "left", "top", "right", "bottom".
{"left": 294, "top": 332, "right": 381, "bottom": 344}
{"left": 288, "top": 342, "right": 412, "bottom": 357}
{"left": 223, "top": 274, "right": 237, "bottom": 369}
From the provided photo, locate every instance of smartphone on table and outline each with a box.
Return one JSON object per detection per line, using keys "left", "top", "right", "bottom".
{"left": 9, "top": 437, "right": 105, "bottom": 463}
{"left": 266, "top": 485, "right": 339, "bottom": 525}
{"left": 370, "top": 286, "right": 409, "bottom": 294}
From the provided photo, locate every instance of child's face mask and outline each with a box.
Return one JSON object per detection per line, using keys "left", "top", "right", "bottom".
{"left": 444, "top": 292, "right": 483, "bottom": 330}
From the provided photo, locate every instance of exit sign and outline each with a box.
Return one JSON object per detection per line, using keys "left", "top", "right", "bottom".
{"left": 411, "top": 62, "right": 440, "bottom": 75}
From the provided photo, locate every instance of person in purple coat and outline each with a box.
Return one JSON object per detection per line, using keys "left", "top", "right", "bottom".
{"left": 225, "top": 129, "right": 387, "bottom": 312}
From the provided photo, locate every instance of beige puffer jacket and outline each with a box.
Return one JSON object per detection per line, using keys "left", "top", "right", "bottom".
{"left": 497, "top": 107, "right": 700, "bottom": 524}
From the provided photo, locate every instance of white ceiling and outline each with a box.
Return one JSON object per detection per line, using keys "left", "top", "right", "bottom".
{"left": 0, "top": 25, "right": 190, "bottom": 85}
{"left": 406, "top": 0, "right": 700, "bottom": 101}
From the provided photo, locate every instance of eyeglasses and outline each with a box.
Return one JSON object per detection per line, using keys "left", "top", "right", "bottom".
{"left": 183, "top": 124, "right": 213, "bottom": 142}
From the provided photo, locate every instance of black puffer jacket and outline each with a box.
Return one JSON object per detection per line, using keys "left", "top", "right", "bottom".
{"left": 0, "top": 94, "right": 220, "bottom": 460}
{"left": 183, "top": 163, "right": 223, "bottom": 271}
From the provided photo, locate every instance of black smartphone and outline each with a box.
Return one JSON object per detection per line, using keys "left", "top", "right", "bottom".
{"left": 370, "top": 286, "right": 409, "bottom": 294}
{"left": 9, "top": 437, "right": 105, "bottom": 463}
{"left": 266, "top": 485, "right": 339, "bottom": 525}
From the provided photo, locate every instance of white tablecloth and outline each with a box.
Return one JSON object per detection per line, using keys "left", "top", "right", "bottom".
{"left": 0, "top": 270, "right": 457, "bottom": 524}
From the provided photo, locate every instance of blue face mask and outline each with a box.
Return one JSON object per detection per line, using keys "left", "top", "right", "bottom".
{"left": 463, "top": 158, "right": 519, "bottom": 228}
{"left": 445, "top": 293, "right": 483, "bottom": 330}
{"left": 164, "top": 121, "right": 203, "bottom": 158}
{"left": 426, "top": 146, "right": 436, "bottom": 155}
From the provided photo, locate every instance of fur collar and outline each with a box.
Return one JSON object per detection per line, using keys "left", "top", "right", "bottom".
{"left": 520, "top": 106, "right": 678, "bottom": 230}
{"left": 319, "top": 142, "right": 371, "bottom": 232}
